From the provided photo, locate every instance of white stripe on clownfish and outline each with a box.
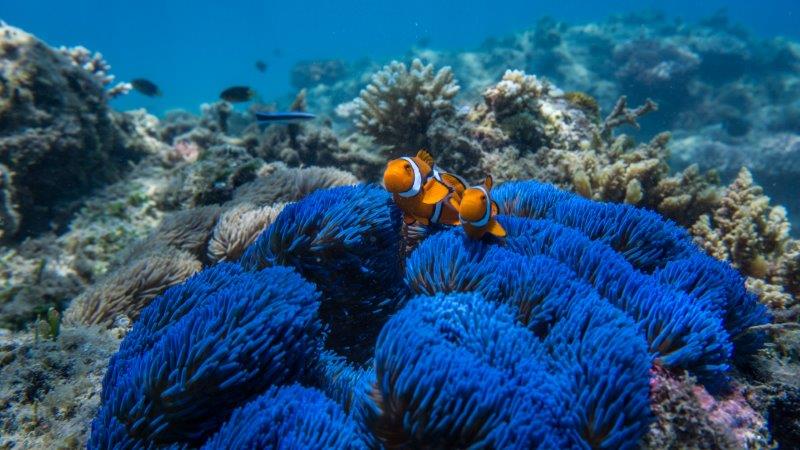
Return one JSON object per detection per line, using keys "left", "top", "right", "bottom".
{"left": 398, "top": 157, "right": 423, "bottom": 198}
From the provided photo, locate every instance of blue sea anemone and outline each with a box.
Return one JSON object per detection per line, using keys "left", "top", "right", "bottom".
{"left": 501, "top": 216, "right": 733, "bottom": 379}
{"left": 360, "top": 292, "right": 567, "bottom": 449}
{"left": 90, "top": 266, "right": 323, "bottom": 447}
{"left": 201, "top": 384, "right": 366, "bottom": 449}
{"left": 240, "top": 184, "right": 406, "bottom": 361}
{"left": 90, "top": 180, "right": 768, "bottom": 449}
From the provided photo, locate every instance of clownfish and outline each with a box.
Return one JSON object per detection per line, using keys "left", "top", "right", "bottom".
{"left": 383, "top": 150, "right": 460, "bottom": 226}
{"left": 459, "top": 175, "right": 507, "bottom": 240}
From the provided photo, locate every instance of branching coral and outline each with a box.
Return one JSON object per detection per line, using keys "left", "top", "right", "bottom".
{"left": 353, "top": 58, "right": 459, "bottom": 151}
{"left": 691, "top": 168, "right": 800, "bottom": 312}
{"left": 57, "top": 45, "right": 131, "bottom": 98}
{"left": 90, "top": 180, "right": 769, "bottom": 449}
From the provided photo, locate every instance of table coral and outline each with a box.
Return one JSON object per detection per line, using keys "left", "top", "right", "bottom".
{"left": 90, "top": 180, "right": 770, "bottom": 449}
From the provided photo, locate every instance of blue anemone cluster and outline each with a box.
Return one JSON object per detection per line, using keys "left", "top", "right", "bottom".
{"left": 91, "top": 181, "right": 768, "bottom": 449}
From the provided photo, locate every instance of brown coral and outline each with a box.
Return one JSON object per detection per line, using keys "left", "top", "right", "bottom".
{"left": 690, "top": 167, "right": 799, "bottom": 314}
{"left": 691, "top": 168, "right": 791, "bottom": 275}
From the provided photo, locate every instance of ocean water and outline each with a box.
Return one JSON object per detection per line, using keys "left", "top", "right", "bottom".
{"left": 3, "top": 0, "right": 798, "bottom": 115}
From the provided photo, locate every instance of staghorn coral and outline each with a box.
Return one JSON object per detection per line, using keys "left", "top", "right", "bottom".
{"left": 353, "top": 58, "right": 459, "bottom": 151}
{"left": 91, "top": 180, "right": 770, "bottom": 448}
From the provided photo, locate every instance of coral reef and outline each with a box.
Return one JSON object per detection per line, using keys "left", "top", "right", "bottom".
{"left": 90, "top": 181, "right": 769, "bottom": 448}
{"left": 1, "top": 15, "right": 799, "bottom": 448}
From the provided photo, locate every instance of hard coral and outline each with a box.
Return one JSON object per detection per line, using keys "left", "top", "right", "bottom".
{"left": 354, "top": 58, "right": 459, "bottom": 151}
{"left": 691, "top": 168, "right": 800, "bottom": 312}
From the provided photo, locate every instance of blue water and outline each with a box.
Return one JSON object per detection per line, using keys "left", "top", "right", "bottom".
{"left": 3, "top": 0, "right": 798, "bottom": 116}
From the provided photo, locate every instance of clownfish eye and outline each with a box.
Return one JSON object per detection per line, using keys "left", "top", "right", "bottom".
{"left": 480, "top": 194, "right": 486, "bottom": 200}
{"left": 404, "top": 163, "right": 412, "bottom": 171}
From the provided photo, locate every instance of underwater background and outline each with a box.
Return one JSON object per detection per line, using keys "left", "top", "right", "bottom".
{"left": 1, "top": 1, "right": 800, "bottom": 449}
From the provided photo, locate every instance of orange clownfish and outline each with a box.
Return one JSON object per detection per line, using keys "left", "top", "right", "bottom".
{"left": 383, "top": 150, "right": 460, "bottom": 226}
{"left": 459, "top": 175, "right": 507, "bottom": 240}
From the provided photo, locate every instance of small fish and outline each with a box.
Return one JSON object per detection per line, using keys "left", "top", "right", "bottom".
{"left": 220, "top": 86, "right": 256, "bottom": 102}
{"left": 255, "top": 60, "right": 268, "bottom": 73}
{"left": 383, "top": 150, "right": 457, "bottom": 226}
{"left": 459, "top": 176, "right": 506, "bottom": 240}
{"left": 131, "top": 78, "right": 161, "bottom": 97}
{"left": 255, "top": 111, "right": 316, "bottom": 124}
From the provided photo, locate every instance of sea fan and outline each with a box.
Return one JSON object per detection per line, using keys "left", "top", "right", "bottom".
{"left": 90, "top": 266, "right": 323, "bottom": 447}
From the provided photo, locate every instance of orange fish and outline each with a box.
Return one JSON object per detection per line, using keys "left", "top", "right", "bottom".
{"left": 459, "top": 175, "right": 507, "bottom": 240}
{"left": 383, "top": 150, "right": 459, "bottom": 226}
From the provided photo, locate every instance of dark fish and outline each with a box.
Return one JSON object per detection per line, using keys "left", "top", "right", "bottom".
{"left": 220, "top": 86, "right": 255, "bottom": 102}
{"left": 255, "top": 111, "right": 315, "bottom": 124}
{"left": 255, "top": 60, "right": 268, "bottom": 73}
{"left": 131, "top": 78, "right": 161, "bottom": 97}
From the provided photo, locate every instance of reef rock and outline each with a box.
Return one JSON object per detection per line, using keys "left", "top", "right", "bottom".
{"left": 0, "top": 24, "right": 151, "bottom": 240}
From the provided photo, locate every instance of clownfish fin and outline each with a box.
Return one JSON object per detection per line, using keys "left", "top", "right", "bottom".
{"left": 486, "top": 219, "right": 507, "bottom": 238}
{"left": 484, "top": 175, "right": 494, "bottom": 190}
{"left": 491, "top": 201, "right": 499, "bottom": 216}
{"left": 416, "top": 149, "right": 435, "bottom": 167}
{"left": 403, "top": 214, "right": 416, "bottom": 225}
{"left": 441, "top": 173, "right": 467, "bottom": 194}
{"left": 422, "top": 178, "right": 450, "bottom": 204}
{"left": 417, "top": 216, "right": 430, "bottom": 226}
{"left": 449, "top": 196, "right": 461, "bottom": 209}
